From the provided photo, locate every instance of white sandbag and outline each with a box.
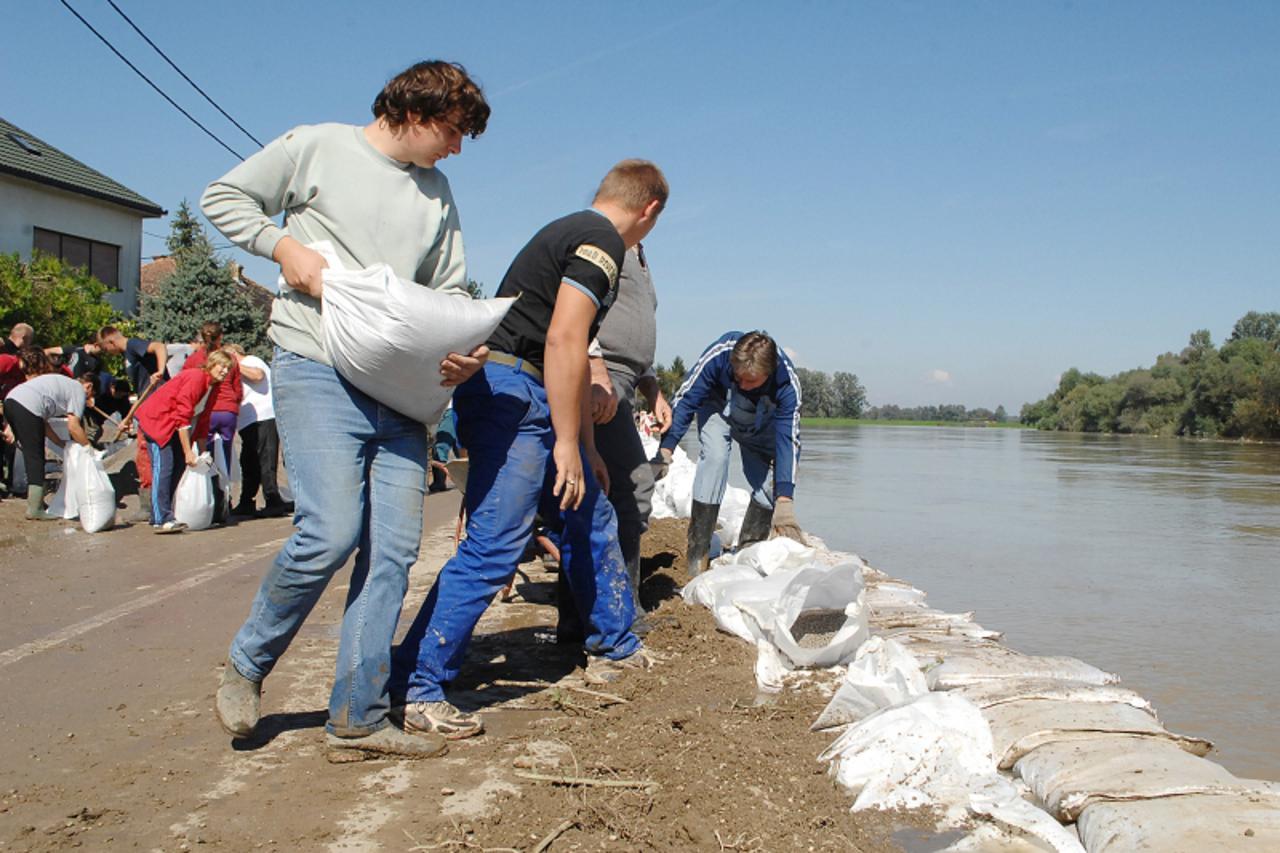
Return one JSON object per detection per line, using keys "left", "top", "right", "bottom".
{"left": 820, "top": 692, "right": 996, "bottom": 814}
{"left": 963, "top": 778, "right": 1088, "bottom": 853}
{"left": 927, "top": 647, "right": 1118, "bottom": 690}
{"left": 1014, "top": 734, "right": 1250, "bottom": 822}
{"left": 947, "top": 679, "right": 1153, "bottom": 714}
{"left": 741, "top": 561, "right": 869, "bottom": 668}
{"left": 174, "top": 454, "right": 216, "bottom": 530}
{"left": 75, "top": 445, "right": 116, "bottom": 533}
{"left": 681, "top": 564, "right": 804, "bottom": 643}
{"left": 984, "top": 699, "right": 1212, "bottom": 770}
{"left": 811, "top": 636, "right": 928, "bottom": 731}
{"left": 1076, "top": 790, "right": 1280, "bottom": 852}
{"left": 47, "top": 443, "right": 81, "bottom": 520}
{"left": 307, "top": 241, "right": 515, "bottom": 425}
{"left": 864, "top": 580, "right": 928, "bottom": 608}
{"left": 870, "top": 606, "right": 983, "bottom": 631}
{"left": 731, "top": 538, "right": 818, "bottom": 575}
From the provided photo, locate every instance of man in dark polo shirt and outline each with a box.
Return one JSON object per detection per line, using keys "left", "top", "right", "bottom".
{"left": 394, "top": 160, "right": 668, "bottom": 739}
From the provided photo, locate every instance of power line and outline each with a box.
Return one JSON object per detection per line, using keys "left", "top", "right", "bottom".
{"left": 105, "top": 0, "right": 263, "bottom": 148}
{"left": 56, "top": 0, "right": 245, "bottom": 161}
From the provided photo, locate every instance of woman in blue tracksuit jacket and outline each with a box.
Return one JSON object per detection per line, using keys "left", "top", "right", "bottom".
{"left": 652, "top": 330, "right": 804, "bottom": 575}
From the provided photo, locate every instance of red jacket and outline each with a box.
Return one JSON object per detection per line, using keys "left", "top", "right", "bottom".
{"left": 0, "top": 354, "right": 23, "bottom": 399}
{"left": 136, "top": 368, "right": 215, "bottom": 446}
{"left": 183, "top": 347, "right": 241, "bottom": 414}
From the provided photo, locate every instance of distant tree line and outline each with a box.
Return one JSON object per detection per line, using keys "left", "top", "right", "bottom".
{"left": 863, "top": 404, "right": 1008, "bottom": 423}
{"left": 1020, "top": 311, "right": 1280, "bottom": 439}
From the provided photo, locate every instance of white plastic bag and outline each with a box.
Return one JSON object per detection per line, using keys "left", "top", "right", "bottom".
{"left": 309, "top": 242, "right": 515, "bottom": 425}
{"left": 47, "top": 443, "right": 82, "bottom": 520}
{"left": 174, "top": 454, "right": 215, "bottom": 530}
{"left": 811, "top": 637, "right": 929, "bottom": 731}
{"left": 1076, "top": 790, "right": 1280, "bottom": 852}
{"left": 76, "top": 446, "right": 116, "bottom": 533}
{"left": 741, "top": 561, "right": 869, "bottom": 669}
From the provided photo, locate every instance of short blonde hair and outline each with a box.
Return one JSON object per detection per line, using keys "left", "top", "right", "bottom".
{"left": 594, "top": 159, "right": 668, "bottom": 213}
{"left": 205, "top": 349, "right": 234, "bottom": 372}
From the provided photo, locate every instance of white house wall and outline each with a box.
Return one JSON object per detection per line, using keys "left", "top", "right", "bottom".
{"left": 0, "top": 173, "right": 151, "bottom": 315}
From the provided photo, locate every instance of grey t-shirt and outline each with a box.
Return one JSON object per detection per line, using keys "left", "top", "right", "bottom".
{"left": 593, "top": 246, "right": 657, "bottom": 391}
{"left": 201, "top": 123, "right": 468, "bottom": 365}
{"left": 7, "top": 373, "right": 86, "bottom": 420}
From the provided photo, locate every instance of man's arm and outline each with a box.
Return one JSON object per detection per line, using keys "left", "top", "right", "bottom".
{"left": 544, "top": 286, "right": 598, "bottom": 510}
{"left": 237, "top": 356, "right": 266, "bottom": 383}
{"left": 588, "top": 355, "right": 619, "bottom": 424}
{"left": 66, "top": 414, "right": 90, "bottom": 447}
{"left": 148, "top": 341, "right": 168, "bottom": 381}
{"left": 636, "top": 374, "right": 672, "bottom": 432}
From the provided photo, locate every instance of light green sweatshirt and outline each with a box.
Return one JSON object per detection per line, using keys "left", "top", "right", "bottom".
{"left": 201, "top": 123, "right": 467, "bottom": 365}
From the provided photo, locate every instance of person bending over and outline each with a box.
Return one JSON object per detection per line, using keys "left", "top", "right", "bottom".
{"left": 652, "top": 331, "right": 804, "bottom": 576}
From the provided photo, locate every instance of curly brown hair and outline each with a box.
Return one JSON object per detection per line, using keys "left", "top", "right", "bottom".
{"left": 18, "top": 346, "right": 53, "bottom": 376}
{"left": 371, "top": 60, "right": 490, "bottom": 138}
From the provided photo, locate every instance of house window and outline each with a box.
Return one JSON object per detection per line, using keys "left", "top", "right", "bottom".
{"left": 32, "top": 227, "right": 120, "bottom": 290}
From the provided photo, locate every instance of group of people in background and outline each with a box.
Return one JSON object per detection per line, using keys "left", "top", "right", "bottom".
{"left": 4, "top": 57, "right": 810, "bottom": 767}
{"left": 0, "top": 319, "right": 291, "bottom": 531}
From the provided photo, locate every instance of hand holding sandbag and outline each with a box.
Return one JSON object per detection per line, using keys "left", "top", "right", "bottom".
{"left": 771, "top": 498, "right": 807, "bottom": 544}
{"left": 649, "top": 448, "right": 672, "bottom": 482}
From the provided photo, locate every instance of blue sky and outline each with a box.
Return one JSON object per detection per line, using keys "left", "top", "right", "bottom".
{"left": 5, "top": 1, "right": 1277, "bottom": 409}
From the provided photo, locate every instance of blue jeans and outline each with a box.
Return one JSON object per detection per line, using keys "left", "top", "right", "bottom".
{"left": 392, "top": 362, "right": 641, "bottom": 703}
{"left": 691, "top": 397, "right": 777, "bottom": 510}
{"left": 228, "top": 350, "right": 428, "bottom": 736}
{"left": 144, "top": 431, "right": 184, "bottom": 524}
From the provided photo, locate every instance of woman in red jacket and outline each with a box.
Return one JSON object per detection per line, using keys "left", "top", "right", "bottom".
{"left": 183, "top": 322, "right": 242, "bottom": 474}
{"left": 137, "top": 349, "right": 231, "bottom": 533}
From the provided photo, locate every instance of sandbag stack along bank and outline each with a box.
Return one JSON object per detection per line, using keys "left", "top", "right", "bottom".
{"left": 651, "top": 439, "right": 1280, "bottom": 852}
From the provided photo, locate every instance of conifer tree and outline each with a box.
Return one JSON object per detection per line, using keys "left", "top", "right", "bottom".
{"left": 139, "top": 202, "right": 269, "bottom": 356}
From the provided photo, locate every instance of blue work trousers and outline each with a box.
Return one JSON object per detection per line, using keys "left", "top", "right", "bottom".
{"left": 228, "top": 349, "right": 428, "bottom": 736}
{"left": 691, "top": 395, "right": 777, "bottom": 510}
{"left": 394, "top": 362, "right": 640, "bottom": 703}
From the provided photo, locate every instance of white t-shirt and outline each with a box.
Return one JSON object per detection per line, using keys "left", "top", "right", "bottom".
{"left": 7, "top": 373, "right": 86, "bottom": 420}
{"left": 237, "top": 355, "right": 275, "bottom": 429}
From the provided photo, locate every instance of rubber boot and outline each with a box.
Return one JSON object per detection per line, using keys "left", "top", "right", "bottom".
{"left": 686, "top": 500, "right": 720, "bottom": 578}
{"left": 555, "top": 573, "right": 585, "bottom": 645}
{"left": 129, "top": 487, "right": 153, "bottom": 524}
{"left": 25, "top": 485, "right": 57, "bottom": 521}
{"left": 737, "top": 500, "right": 774, "bottom": 549}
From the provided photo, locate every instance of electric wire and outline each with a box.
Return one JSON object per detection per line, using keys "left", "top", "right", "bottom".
{"left": 56, "top": 0, "right": 245, "bottom": 161}
{"left": 105, "top": 0, "right": 263, "bottom": 148}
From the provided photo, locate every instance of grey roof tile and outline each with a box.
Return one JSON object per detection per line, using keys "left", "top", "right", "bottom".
{"left": 0, "top": 115, "right": 165, "bottom": 217}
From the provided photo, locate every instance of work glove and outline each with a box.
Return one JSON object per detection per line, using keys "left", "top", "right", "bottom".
{"left": 770, "top": 499, "right": 807, "bottom": 544}
{"left": 649, "top": 450, "right": 671, "bottom": 482}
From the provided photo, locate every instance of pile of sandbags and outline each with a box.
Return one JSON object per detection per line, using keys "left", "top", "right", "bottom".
{"left": 676, "top": 522, "right": 1280, "bottom": 851}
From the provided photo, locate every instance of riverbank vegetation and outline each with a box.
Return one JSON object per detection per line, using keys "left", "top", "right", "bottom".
{"left": 1020, "top": 311, "right": 1280, "bottom": 439}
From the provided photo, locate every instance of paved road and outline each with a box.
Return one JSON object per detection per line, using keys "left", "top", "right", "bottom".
{"left": 0, "top": 489, "right": 477, "bottom": 851}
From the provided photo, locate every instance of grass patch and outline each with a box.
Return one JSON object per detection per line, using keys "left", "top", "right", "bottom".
{"left": 801, "top": 418, "right": 1031, "bottom": 429}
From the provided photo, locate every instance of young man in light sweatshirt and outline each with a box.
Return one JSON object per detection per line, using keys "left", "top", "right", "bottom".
{"left": 201, "top": 60, "right": 490, "bottom": 762}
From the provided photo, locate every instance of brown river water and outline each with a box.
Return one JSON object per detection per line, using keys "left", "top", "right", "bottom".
{"left": 782, "top": 425, "right": 1279, "bottom": 780}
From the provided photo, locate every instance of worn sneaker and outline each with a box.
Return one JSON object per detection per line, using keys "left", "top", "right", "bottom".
{"left": 583, "top": 648, "right": 659, "bottom": 685}
{"left": 152, "top": 520, "right": 188, "bottom": 534}
{"left": 215, "top": 661, "right": 261, "bottom": 737}
{"left": 326, "top": 726, "right": 448, "bottom": 763}
{"left": 398, "top": 700, "right": 484, "bottom": 740}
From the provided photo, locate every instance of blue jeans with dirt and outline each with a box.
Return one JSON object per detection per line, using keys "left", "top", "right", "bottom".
{"left": 227, "top": 349, "right": 428, "bottom": 737}
{"left": 392, "top": 361, "right": 641, "bottom": 704}
{"left": 691, "top": 393, "right": 777, "bottom": 510}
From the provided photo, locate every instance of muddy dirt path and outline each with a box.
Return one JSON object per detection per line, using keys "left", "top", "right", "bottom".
{"left": 0, "top": 492, "right": 907, "bottom": 851}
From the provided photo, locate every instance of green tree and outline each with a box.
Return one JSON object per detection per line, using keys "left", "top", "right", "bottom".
{"left": 139, "top": 203, "right": 269, "bottom": 356}
{"left": 794, "top": 367, "right": 832, "bottom": 417}
{"left": 830, "top": 371, "right": 867, "bottom": 418}
{"left": 656, "top": 355, "right": 687, "bottom": 400}
{"left": 465, "top": 278, "right": 486, "bottom": 299}
{"left": 1228, "top": 311, "right": 1280, "bottom": 344}
{"left": 0, "top": 252, "right": 115, "bottom": 347}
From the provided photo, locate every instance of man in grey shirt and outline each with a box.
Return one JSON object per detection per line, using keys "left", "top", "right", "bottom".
{"left": 564, "top": 244, "right": 670, "bottom": 634}
{"left": 202, "top": 60, "right": 490, "bottom": 762}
